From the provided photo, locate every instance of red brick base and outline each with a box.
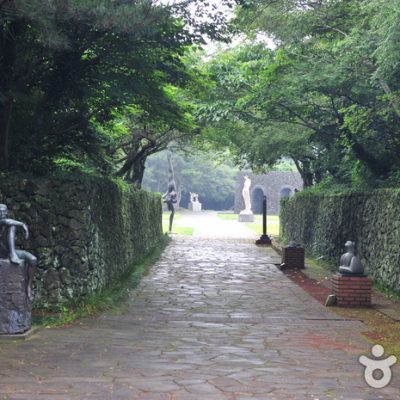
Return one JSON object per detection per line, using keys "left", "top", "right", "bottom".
{"left": 281, "top": 247, "right": 305, "bottom": 269}
{"left": 331, "top": 274, "right": 372, "bottom": 307}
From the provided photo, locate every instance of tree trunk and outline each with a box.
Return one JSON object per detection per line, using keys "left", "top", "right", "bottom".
{"left": 129, "top": 157, "right": 146, "bottom": 188}
{"left": 293, "top": 159, "right": 313, "bottom": 188}
{"left": 341, "top": 128, "right": 392, "bottom": 178}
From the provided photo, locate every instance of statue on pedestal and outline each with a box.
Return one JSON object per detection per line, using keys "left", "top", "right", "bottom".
{"left": 339, "top": 240, "right": 364, "bottom": 275}
{"left": 238, "top": 175, "right": 254, "bottom": 222}
{"left": 189, "top": 192, "right": 202, "bottom": 211}
{"left": 162, "top": 151, "right": 178, "bottom": 232}
{"left": 240, "top": 175, "right": 252, "bottom": 215}
{"left": 0, "top": 204, "right": 37, "bottom": 300}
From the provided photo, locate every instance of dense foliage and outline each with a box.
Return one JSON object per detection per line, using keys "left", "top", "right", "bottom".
{"left": 2, "top": 0, "right": 399, "bottom": 191}
{"left": 197, "top": 0, "right": 400, "bottom": 188}
{"left": 0, "top": 0, "right": 234, "bottom": 184}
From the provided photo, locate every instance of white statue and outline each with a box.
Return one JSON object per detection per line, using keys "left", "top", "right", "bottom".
{"left": 240, "top": 175, "right": 253, "bottom": 215}
{"left": 190, "top": 192, "right": 199, "bottom": 203}
{"left": 189, "top": 192, "right": 202, "bottom": 211}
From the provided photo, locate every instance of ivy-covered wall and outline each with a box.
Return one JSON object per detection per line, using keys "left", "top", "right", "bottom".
{"left": 0, "top": 176, "right": 163, "bottom": 307}
{"left": 280, "top": 190, "right": 400, "bottom": 293}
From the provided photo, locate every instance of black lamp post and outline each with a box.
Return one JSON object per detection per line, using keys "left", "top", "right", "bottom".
{"left": 255, "top": 195, "right": 272, "bottom": 245}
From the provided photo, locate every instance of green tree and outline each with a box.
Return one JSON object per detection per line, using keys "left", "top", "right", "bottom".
{"left": 0, "top": 0, "right": 236, "bottom": 176}
{"left": 196, "top": 0, "right": 400, "bottom": 187}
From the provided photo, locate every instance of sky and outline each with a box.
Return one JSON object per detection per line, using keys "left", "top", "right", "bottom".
{"left": 157, "top": 0, "right": 275, "bottom": 54}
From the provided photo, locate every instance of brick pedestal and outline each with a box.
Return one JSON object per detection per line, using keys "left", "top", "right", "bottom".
{"left": 332, "top": 274, "right": 372, "bottom": 307}
{"left": 281, "top": 247, "right": 305, "bottom": 269}
{"left": 0, "top": 260, "right": 32, "bottom": 334}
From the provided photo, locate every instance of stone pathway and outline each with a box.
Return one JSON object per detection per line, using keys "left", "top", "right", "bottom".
{"left": 0, "top": 216, "right": 399, "bottom": 399}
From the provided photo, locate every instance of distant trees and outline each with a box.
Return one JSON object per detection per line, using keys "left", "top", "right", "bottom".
{"left": 143, "top": 150, "right": 238, "bottom": 210}
{"left": 197, "top": 0, "right": 400, "bottom": 188}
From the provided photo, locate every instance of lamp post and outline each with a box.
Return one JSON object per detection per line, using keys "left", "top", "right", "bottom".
{"left": 255, "top": 195, "right": 272, "bottom": 245}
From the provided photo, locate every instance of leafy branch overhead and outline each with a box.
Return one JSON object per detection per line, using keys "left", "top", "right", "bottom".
{"left": 0, "top": 0, "right": 228, "bottom": 183}
{"left": 197, "top": 0, "right": 400, "bottom": 188}
{"left": 1, "top": 0, "right": 399, "bottom": 191}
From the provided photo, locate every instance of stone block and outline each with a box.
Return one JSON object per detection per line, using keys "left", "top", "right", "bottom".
{"left": 0, "top": 259, "right": 32, "bottom": 334}
{"left": 189, "top": 202, "right": 202, "bottom": 212}
{"left": 331, "top": 274, "right": 372, "bottom": 307}
{"left": 281, "top": 247, "right": 305, "bottom": 269}
{"left": 238, "top": 214, "right": 254, "bottom": 223}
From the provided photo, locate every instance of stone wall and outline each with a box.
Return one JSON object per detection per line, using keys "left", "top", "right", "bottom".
{"left": 280, "top": 190, "right": 400, "bottom": 292}
{"left": 0, "top": 176, "right": 163, "bottom": 307}
{"left": 235, "top": 171, "right": 303, "bottom": 214}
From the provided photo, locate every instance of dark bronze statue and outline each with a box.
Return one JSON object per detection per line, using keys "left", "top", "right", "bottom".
{"left": 0, "top": 204, "right": 37, "bottom": 300}
{"left": 339, "top": 240, "right": 364, "bottom": 275}
{"left": 162, "top": 151, "right": 177, "bottom": 232}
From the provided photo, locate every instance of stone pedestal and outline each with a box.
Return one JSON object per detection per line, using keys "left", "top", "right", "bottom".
{"left": 0, "top": 260, "right": 32, "bottom": 334}
{"left": 189, "top": 202, "right": 202, "bottom": 212}
{"left": 280, "top": 247, "right": 305, "bottom": 269}
{"left": 332, "top": 274, "right": 372, "bottom": 307}
{"left": 238, "top": 213, "right": 254, "bottom": 222}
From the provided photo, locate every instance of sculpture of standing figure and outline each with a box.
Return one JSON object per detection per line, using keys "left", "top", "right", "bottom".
{"left": 0, "top": 204, "right": 37, "bottom": 300}
{"left": 339, "top": 240, "right": 364, "bottom": 275}
{"left": 162, "top": 151, "right": 178, "bottom": 232}
{"left": 240, "top": 175, "right": 252, "bottom": 215}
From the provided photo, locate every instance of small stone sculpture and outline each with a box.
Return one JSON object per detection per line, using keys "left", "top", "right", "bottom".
{"left": 162, "top": 151, "right": 178, "bottom": 232}
{"left": 190, "top": 192, "right": 198, "bottom": 203}
{"left": 189, "top": 192, "right": 202, "bottom": 211}
{"left": 339, "top": 240, "right": 364, "bottom": 275}
{"left": 0, "top": 204, "right": 38, "bottom": 300}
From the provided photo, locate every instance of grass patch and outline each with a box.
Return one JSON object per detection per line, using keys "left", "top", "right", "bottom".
{"left": 162, "top": 211, "right": 193, "bottom": 235}
{"left": 162, "top": 211, "right": 181, "bottom": 221}
{"left": 246, "top": 215, "right": 280, "bottom": 236}
{"left": 373, "top": 281, "right": 400, "bottom": 302}
{"left": 33, "top": 235, "right": 170, "bottom": 327}
{"left": 217, "top": 213, "right": 237, "bottom": 220}
{"left": 172, "top": 227, "right": 194, "bottom": 235}
{"left": 162, "top": 211, "right": 181, "bottom": 234}
{"left": 331, "top": 307, "right": 400, "bottom": 360}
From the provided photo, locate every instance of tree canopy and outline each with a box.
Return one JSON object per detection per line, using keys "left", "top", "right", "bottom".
{"left": 196, "top": 0, "right": 400, "bottom": 188}
{"left": 0, "top": 0, "right": 235, "bottom": 183}
{"left": 1, "top": 0, "right": 399, "bottom": 191}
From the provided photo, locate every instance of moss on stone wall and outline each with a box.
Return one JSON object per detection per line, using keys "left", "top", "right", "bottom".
{"left": 281, "top": 189, "right": 400, "bottom": 293}
{"left": 0, "top": 175, "right": 163, "bottom": 308}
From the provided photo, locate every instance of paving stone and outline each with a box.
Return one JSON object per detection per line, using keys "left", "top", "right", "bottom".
{"left": 0, "top": 216, "right": 399, "bottom": 399}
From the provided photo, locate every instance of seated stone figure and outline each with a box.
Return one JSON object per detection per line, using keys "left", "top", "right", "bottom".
{"left": 0, "top": 204, "right": 37, "bottom": 300}
{"left": 339, "top": 240, "right": 364, "bottom": 275}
